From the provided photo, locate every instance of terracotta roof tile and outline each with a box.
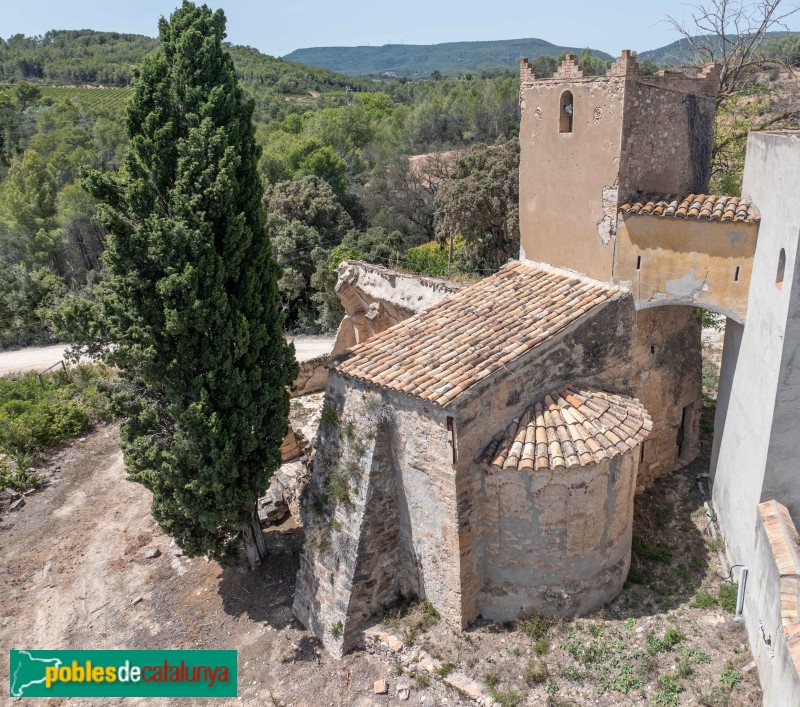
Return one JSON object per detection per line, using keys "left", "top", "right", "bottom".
{"left": 619, "top": 194, "right": 759, "bottom": 223}
{"left": 479, "top": 386, "right": 651, "bottom": 471}
{"left": 331, "top": 262, "right": 620, "bottom": 406}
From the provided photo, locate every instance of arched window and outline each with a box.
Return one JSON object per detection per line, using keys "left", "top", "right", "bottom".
{"left": 559, "top": 90, "right": 574, "bottom": 133}
{"left": 777, "top": 248, "right": 786, "bottom": 290}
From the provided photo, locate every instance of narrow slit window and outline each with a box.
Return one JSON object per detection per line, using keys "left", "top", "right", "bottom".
{"left": 636, "top": 255, "right": 642, "bottom": 271}
{"left": 734, "top": 266, "right": 740, "bottom": 282}
{"left": 777, "top": 248, "right": 786, "bottom": 290}
{"left": 446, "top": 416, "right": 457, "bottom": 463}
{"left": 559, "top": 90, "right": 574, "bottom": 133}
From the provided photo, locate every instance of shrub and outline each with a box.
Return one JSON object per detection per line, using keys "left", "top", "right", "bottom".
{"left": 403, "top": 241, "right": 454, "bottom": 277}
{"left": 0, "top": 365, "right": 115, "bottom": 480}
{"left": 523, "top": 658, "right": 548, "bottom": 685}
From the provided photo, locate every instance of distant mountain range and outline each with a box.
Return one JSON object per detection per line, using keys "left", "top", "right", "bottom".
{"left": 285, "top": 32, "right": 798, "bottom": 77}
{"left": 636, "top": 31, "right": 793, "bottom": 65}
{"left": 283, "top": 39, "right": 612, "bottom": 77}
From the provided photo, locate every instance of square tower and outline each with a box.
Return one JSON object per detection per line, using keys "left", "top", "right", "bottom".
{"left": 518, "top": 51, "right": 720, "bottom": 281}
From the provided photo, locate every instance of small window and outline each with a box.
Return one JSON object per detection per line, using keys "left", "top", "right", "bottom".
{"left": 777, "top": 248, "right": 786, "bottom": 290}
{"left": 559, "top": 90, "right": 574, "bottom": 133}
{"left": 734, "top": 266, "right": 740, "bottom": 282}
{"left": 446, "top": 416, "right": 457, "bottom": 463}
{"left": 636, "top": 255, "right": 642, "bottom": 271}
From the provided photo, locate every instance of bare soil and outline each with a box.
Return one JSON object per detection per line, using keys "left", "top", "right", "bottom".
{"left": 0, "top": 423, "right": 469, "bottom": 707}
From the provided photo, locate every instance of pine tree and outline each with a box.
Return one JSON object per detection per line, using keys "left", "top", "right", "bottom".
{"left": 86, "top": 1, "right": 297, "bottom": 568}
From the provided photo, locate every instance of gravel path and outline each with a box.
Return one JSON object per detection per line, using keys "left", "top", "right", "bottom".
{"left": 0, "top": 337, "right": 335, "bottom": 377}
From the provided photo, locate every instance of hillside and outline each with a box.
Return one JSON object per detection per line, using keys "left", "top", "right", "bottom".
{"left": 0, "top": 29, "right": 375, "bottom": 95}
{"left": 638, "top": 30, "right": 796, "bottom": 65}
{"left": 283, "top": 38, "right": 612, "bottom": 77}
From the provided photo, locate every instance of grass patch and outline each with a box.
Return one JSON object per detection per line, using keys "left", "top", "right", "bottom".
{"left": 632, "top": 535, "right": 673, "bottom": 564}
{"left": 523, "top": 658, "right": 548, "bottom": 685}
{"left": 415, "top": 672, "right": 430, "bottom": 688}
{"left": 653, "top": 673, "right": 684, "bottom": 706}
{"left": 648, "top": 627, "right": 685, "bottom": 655}
{"left": 488, "top": 687, "right": 524, "bottom": 707}
{"left": 520, "top": 614, "right": 553, "bottom": 640}
{"left": 719, "top": 582, "right": 738, "bottom": 613}
{"left": 434, "top": 662, "right": 454, "bottom": 677}
{"left": 692, "top": 589, "right": 718, "bottom": 609}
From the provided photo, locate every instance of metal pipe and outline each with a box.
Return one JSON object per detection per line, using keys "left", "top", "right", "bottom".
{"left": 735, "top": 567, "right": 748, "bottom": 621}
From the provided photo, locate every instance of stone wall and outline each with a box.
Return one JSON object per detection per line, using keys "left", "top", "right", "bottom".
{"left": 453, "top": 290, "right": 701, "bottom": 621}
{"left": 619, "top": 73, "right": 716, "bottom": 196}
{"left": 292, "top": 373, "right": 460, "bottom": 656}
{"left": 477, "top": 451, "right": 639, "bottom": 620}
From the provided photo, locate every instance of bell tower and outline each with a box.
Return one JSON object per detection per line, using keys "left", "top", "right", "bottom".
{"left": 518, "top": 51, "right": 719, "bottom": 281}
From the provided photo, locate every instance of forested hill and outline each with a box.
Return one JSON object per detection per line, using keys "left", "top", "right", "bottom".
{"left": 0, "top": 29, "right": 375, "bottom": 92}
{"left": 283, "top": 38, "right": 612, "bottom": 77}
{"left": 637, "top": 31, "right": 797, "bottom": 65}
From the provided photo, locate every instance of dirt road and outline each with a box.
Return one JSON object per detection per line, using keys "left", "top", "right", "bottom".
{"left": 0, "top": 424, "right": 459, "bottom": 706}
{"left": 0, "top": 337, "right": 335, "bottom": 377}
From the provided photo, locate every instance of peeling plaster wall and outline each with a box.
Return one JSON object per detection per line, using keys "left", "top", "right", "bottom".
{"left": 477, "top": 451, "right": 639, "bottom": 621}
{"left": 518, "top": 64, "right": 717, "bottom": 283}
{"left": 518, "top": 77, "right": 625, "bottom": 281}
{"left": 615, "top": 217, "right": 757, "bottom": 323}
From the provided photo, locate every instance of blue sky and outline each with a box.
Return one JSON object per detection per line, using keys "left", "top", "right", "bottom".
{"left": 1, "top": 0, "right": 798, "bottom": 58}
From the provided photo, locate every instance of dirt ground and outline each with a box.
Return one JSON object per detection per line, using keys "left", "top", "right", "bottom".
{"left": 0, "top": 421, "right": 472, "bottom": 707}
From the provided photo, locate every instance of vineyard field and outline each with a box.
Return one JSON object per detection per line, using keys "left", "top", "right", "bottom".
{"left": 1, "top": 85, "right": 133, "bottom": 111}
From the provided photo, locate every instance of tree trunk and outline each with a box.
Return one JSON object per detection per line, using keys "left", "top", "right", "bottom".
{"left": 241, "top": 507, "right": 266, "bottom": 570}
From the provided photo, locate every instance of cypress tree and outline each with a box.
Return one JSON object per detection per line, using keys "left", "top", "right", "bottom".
{"left": 86, "top": 1, "right": 297, "bottom": 568}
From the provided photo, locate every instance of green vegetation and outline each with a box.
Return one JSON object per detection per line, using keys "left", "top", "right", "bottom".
{"left": 653, "top": 673, "right": 684, "bottom": 706}
{"left": 523, "top": 657, "right": 548, "bottom": 685}
{"left": 84, "top": 3, "right": 296, "bottom": 568}
{"left": 283, "top": 38, "right": 611, "bottom": 77}
{"left": 719, "top": 582, "right": 739, "bottom": 613}
{"left": 0, "top": 364, "right": 115, "bottom": 491}
{"left": 434, "top": 662, "right": 455, "bottom": 677}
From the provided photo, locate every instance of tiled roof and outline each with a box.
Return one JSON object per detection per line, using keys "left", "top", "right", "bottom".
{"left": 478, "top": 386, "right": 651, "bottom": 471}
{"left": 331, "top": 262, "right": 620, "bottom": 407}
{"left": 618, "top": 194, "right": 759, "bottom": 223}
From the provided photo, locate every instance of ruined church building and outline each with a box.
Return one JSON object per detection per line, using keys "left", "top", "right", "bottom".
{"left": 293, "top": 51, "right": 800, "bottom": 703}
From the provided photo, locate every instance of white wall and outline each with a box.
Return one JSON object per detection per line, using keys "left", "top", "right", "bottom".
{"left": 711, "top": 131, "right": 800, "bottom": 705}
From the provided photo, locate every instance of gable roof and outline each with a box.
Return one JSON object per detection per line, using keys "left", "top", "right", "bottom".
{"left": 618, "top": 194, "right": 759, "bottom": 223}
{"left": 478, "top": 385, "right": 651, "bottom": 471}
{"left": 331, "top": 261, "right": 620, "bottom": 407}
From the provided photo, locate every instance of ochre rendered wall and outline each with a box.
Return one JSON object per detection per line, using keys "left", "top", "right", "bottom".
{"left": 518, "top": 76, "right": 625, "bottom": 280}
{"left": 615, "top": 217, "right": 757, "bottom": 323}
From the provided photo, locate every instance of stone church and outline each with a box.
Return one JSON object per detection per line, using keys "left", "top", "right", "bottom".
{"left": 291, "top": 50, "right": 800, "bottom": 704}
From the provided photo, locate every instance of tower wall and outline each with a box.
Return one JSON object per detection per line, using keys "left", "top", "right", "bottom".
{"left": 518, "top": 53, "right": 719, "bottom": 283}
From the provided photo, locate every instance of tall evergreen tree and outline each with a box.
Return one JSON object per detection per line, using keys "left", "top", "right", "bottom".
{"left": 86, "top": 1, "right": 297, "bottom": 568}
